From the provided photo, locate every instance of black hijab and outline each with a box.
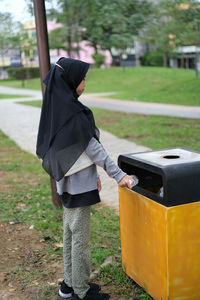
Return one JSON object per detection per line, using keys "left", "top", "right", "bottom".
{"left": 36, "top": 57, "right": 99, "bottom": 181}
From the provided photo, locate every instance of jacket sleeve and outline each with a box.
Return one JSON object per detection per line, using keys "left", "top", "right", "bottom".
{"left": 85, "top": 137, "right": 126, "bottom": 183}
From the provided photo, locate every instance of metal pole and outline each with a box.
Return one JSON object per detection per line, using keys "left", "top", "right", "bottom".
{"left": 33, "top": 0, "right": 62, "bottom": 208}
{"left": 33, "top": 0, "right": 50, "bottom": 94}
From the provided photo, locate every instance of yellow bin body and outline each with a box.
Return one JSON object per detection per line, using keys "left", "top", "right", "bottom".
{"left": 119, "top": 187, "right": 200, "bottom": 300}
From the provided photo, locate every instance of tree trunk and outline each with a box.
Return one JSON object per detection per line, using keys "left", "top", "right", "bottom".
{"left": 92, "top": 42, "right": 98, "bottom": 54}
{"left": 65, "top": 0, "right": 72, "bottom": 58}
{"left": 163, "top": 51, "right": 168, "bottom": 67}
{"left": 180, "top": 56, "right": 184, "bottom": 68}
{"left": 67, "top": 33, "right": 72, "bottom": 58}
{"left": 195, "top": 52, "right": 199, "bottom": 79}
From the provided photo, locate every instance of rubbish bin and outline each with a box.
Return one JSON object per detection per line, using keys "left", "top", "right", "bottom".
{"left": 118, "top": 148, "right": 200, "bottom": 300}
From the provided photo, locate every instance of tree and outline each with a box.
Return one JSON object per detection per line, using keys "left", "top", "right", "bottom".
{"left": 80, "top": 0, "right": 152, "bottom": 63}
{"left": 39, "top": 0, "right": 152, "bottom": 61}
{"left": 48, "top": 25, "right": 80, "bottom": 57}
{"left": 169, "top": 0, "right": 200, "bottom": 76}
{"left": 26, "top": 0, "right": 152, "bottom": 62}
{"left": 142, "top": 0, "right": 200, "bottom": 67}
{"left": 25, "top": 0, "right": 82, "bottom": 57}
{"left": 47, "top": 0, "right": 84, "bottom": 57}
{"left": 0, "top": 12, "right": 20, "bottom": 69}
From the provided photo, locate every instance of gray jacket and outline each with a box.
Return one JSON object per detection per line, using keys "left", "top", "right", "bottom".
{"left": 56, "top": 137, "right": 126, "bottom": 195}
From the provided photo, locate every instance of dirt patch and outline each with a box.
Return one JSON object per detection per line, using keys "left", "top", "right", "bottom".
{"left": 0, "top": 171, "right": 18, "bottom": 192}
{"left": 0, "top": 171, "right": 39, "bottom": 193}
{"left": 0, "top": 222, "right": 63, "bottom": 300}
{"left": 123, "top": 134, "right": 151, "bottom": 140}
{"left": 161, "top": 122, "right": 189, "bottom": 127}
{"left": 101, "top": 118, "right": 120, "bottom": 126}
{"left": 0, "top": 222, "right": 125, "bottom": 300}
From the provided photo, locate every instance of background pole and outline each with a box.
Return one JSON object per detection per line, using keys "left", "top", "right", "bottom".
{"left": 33, "top": 0, "right": 62, "bottom": 207}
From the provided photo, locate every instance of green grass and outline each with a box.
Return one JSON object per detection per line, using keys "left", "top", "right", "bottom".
{"left": 1, "top": 66, "right": 200, "bottom": 106}
{"left": 92, "top": 108, "right": 200, "bottom": 151}
{"left": 20, "top": 100, "right": 200, "bottom": 151}
{"left": 0, "top": 78, "right": 41, "bottom": 90}
{"left": 18, "top": 100, "right": 42, "bottom": 107}
{"left": 0, "top": 129, "right": 151, "bottom": 299}
{"left": 0, "top": 93, "right": 28, "bottom": 99}
{"left": 86, "top": 67, "right": 200, "bottom": 106}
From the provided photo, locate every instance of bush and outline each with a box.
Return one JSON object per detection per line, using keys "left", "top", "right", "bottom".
{"left": 92, "top": 53, "right": 105, "bottom": 68}
{"left": 7, "top": 67, "right": 40, "bottom": 80}
{"left": 140, "top": 52, "right": 164, "bottom": 67}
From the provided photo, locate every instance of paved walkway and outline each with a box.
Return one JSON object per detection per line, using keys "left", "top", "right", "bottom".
{"left": 81, "top": 93, "right": 200, "bottom": 119}
{"left": 0, "top": 86, "right": 199, "bottom": 210}
{"left": 0, "top": 85, "right": 200, "bottom": 119}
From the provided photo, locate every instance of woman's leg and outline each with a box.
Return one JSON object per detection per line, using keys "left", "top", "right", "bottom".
{"left": 70, "top": 206, "right": 91, "bottom": 299}
{"left": 63, "top": 206, "right": 72, "bottom": 287}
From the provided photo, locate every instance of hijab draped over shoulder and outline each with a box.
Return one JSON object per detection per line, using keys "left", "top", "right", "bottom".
{"left": 36, "top": 57, "right": 99, "bottom": 181}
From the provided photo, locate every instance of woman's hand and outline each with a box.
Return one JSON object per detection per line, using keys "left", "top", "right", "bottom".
{"left": 118, "top": 175, "right": 135, "bottom": 189}
{"left": 97, "top": 178, "right": 102, "bottom": 192}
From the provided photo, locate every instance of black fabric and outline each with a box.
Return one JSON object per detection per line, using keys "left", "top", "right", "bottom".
{"left": 36, "top": 57, "right": 99, "bottom": 181}
{"left": 60, "top": 189, "right": 101, "bottom": 208}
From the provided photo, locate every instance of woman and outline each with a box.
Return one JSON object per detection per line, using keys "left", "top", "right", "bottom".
{"left": 36, "top": 57, "right": 134, "bottom": 300}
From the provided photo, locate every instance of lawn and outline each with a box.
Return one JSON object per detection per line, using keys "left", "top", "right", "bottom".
{"left": 1, "top": 66, "right": 200, "bottom": 106}
{"left": 0, "top": 130, "right": 151, "bottom": 299}
{"left": 0, "top": 94, "right": 28, "bottom": 99}
{"left": 20, "top": 100, "right": 200, "bottom": 151}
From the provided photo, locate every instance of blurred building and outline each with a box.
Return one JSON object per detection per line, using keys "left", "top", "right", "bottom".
{"left": 20, "top": 19, "right": 38, "bottom": 67}
{"left": 0, "top": 49, "right": 21, "bottom": 68}
{"left": 170, "top": 46, "right": 200, "bottom": 70}
{"left": 0, "top": 18, "right": 112, "bottom": 71}
{"left": 0, "top": 47, "right": 21, "bottom": 79}
{"left": 111, "top": 38, "right": 147, "bottom": 67}
{"left": 0, "top": 19, "right": 38, "bottom": 73}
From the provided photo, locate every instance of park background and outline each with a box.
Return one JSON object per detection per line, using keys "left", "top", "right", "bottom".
{"left": 0, "top": 0, "right": 200, "bottom": 299}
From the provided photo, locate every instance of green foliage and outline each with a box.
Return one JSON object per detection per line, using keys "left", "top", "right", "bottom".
{"left": 46, "top": 0, "right": 152, "bottom": 57}
{"left": 140, "top": 52, "right": 164, "bottom": 67}
{"left": 141, "top": 0, "right": 200, "bottom": 66}
{"left": 92, "top": 53, "right": 105, "bottom": 68}
{"left": 81, "top": 0, "right": 152, "bottom": 54}
{"left": 0, "top": 12, "right": 20, "bottom": 57}
{"left": 49, "top": 27, "right": 68, "bottom": 52}
{"left": 49, "top": 26, "right": 80, "bottom": 54}
{"left": 47, "top": 0, "right": 83, "bottom": 57}
{"left": 7, "top": 67, "right": 40, "bottom": 80}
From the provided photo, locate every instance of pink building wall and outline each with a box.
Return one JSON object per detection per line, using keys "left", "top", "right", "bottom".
{"left": 47, "top": 20, "right": 112, "bottom": 67}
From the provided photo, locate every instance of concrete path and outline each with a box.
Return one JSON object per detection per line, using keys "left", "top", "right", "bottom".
{"left": 81, "top": 93, "right": 200, "bottom": 119}
{"left": 0, "top": 85, "right": 200, "bottom": 119}
{"left": 0, "top": 86, "right": 150, "bottom": 212}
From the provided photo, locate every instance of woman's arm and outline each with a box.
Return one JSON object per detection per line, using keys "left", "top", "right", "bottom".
{"left": 85, "top": 137, "right": 135, "bottom": 189}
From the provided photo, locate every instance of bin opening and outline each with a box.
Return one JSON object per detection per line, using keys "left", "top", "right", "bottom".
{"left": 120, "top": 162, "right": 163, "bottom": 198}
{"left": 119, "top": 148, "right": 200, "bottom": 206}
{"left": 162, "top": 155, "right": 180, "bottom": 159}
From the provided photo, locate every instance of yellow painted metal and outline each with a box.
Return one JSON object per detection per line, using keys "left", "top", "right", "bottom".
{"left": 119, "top": 187, "right": 200, "bottom": 300}
{"left": 168, "top": 203, "right": 200, "bottom": 299}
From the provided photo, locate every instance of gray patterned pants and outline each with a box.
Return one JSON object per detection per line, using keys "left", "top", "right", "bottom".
{"left": 63, "top": 206, "right": 91, "bottom": 299}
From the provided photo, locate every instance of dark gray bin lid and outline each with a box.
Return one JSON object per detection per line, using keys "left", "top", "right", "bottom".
{"left": 118, "top": 148, "right": 200, "bottom": 207}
